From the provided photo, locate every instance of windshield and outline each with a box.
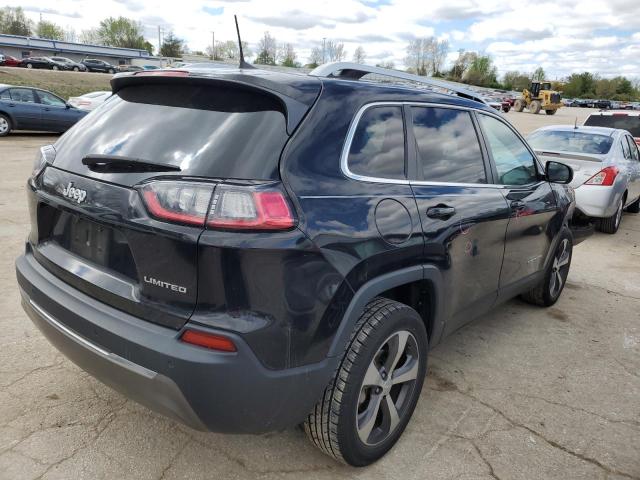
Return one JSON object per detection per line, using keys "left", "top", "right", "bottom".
{"left": 528, "top": 130, "right": 613, "bottom": 155}
{"left": 584, "top": 115, "right": 640, "bottom": 137}
{"left": 54, "top": 83, "right": 289, "bottom": 180}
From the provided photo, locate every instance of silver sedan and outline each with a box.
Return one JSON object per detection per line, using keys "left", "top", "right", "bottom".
{"left": 528, "top": 125, "right": 640, "bottom": 234}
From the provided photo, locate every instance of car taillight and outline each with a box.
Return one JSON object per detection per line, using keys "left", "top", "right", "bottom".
{"left": 139, "top": 181, "right": 214, "bottom": 226}
{"left": 181, "top": 329, "right": 236, "bottom": 352}
{"left": 584, "top": 166, "right": 619, "bottom": 186}
{"left": 207, "top": 186, "right": 295, "bottom": 231}
{"left": 138, "top": 181, "right": 296, "bottom": 231}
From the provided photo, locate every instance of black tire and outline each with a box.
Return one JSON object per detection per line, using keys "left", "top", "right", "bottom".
{"left": 545, "top": 109, "right": 557, "bottom": 115}
{"left": 73, "top": 66, "right": 79, "bottom": 72}
{"left": 529, "top": 100, "right": 542, "bottom": 114}
{"left": 514, "top": 99, "right": 524, "bottom": 112}
{"left": 597, "top": 197, "right": 624, "bottom": 234}
{"left": 0, "top": 114, "right": 11, "bottom": 137}
{"left": 305, "top": 298, "right": 428, "bottom": 466}
{"left": 626, "top": 196, "right": 640, "bottom": 213}
{"left": 521, "top": 229, "right": 572, "bottom": 307}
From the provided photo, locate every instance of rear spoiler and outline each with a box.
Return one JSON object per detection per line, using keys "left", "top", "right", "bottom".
{"left": 110, "top": 70, "right": 321, "bottom": 135}
{"left": 535, "top": 150, "right": 604, "bottom": 162}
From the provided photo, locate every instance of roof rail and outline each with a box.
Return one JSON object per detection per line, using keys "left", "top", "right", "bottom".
{"left": 309, "top": 62, "right": 487, "bottom": 105}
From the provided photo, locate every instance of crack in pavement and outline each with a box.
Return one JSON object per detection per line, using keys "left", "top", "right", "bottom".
{"left": 428, "top": 372, "right": 639, "bottom": 480}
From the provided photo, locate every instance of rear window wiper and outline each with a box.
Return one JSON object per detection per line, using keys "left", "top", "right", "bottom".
{"left": 82, "top": 155, "right": 181, "bottom": 173}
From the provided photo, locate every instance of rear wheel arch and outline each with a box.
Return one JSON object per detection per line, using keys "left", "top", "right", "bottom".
{"left": 327, "top": 265, "right": 443, "bottom": 359}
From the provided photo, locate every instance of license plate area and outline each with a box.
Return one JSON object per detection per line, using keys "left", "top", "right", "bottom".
{"left": 40, "top": 205, "right": 138, "bottom": 281}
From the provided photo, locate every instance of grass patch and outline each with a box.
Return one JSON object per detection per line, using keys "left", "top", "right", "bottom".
{"left": 0, "top": 67, "right": 112, "bottom": 99}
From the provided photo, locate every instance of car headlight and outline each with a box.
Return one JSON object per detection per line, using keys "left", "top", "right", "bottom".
{"left": 31, "top": 145, "right": 56, "bottom": 180}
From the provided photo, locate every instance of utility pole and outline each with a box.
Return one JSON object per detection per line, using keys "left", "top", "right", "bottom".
{"left": 157, "top": 26, "right": 163, "bottom": 67}
{"left": 322, "top": 37, "right": 326, "bottom": 64}
{"left": 211, "top": 31, "right": 215, "bottom": 60}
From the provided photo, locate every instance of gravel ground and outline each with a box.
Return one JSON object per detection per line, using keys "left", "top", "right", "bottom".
{"left": 0, "top": 107, "right": 638, "bottom": 480}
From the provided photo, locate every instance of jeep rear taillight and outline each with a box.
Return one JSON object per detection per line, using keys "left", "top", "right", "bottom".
{"left": 584, "top": 166, "right": 619, "bottom": 186}
{"left": 207, "top": 186, "right": 295, "bottom": 231}
{"left": 140, "top": 181, "right": 214, "bottom": 226}
{"left": 138, "top": 181, "right": 295, "bottom": 231}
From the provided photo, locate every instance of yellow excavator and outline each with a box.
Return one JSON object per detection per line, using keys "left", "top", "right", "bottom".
{"left": 514, "top": 81, "right": 562, "bottom": 115}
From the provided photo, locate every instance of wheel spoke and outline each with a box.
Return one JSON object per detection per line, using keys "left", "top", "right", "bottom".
{"left": 382, "top": 394, "right": 400, "bottom": 434}
{"left": 357, "top": 393, "right": 383, "bottom": 443}
{"left": 386, "top": 331, "right": 410, "bottom": 374}
{"left": 363, "top": 362, "right": 384, "bottom": 387}
{"left": 549, "top": 269, "right": 557, "bottom": 295}
{"left": 557, "top": 254, "right": 570, "bottom": 267}
{"left": 555, "top": 270, "right": 564, "bottom": 291}
{"left": 392, "top": 357, "right": 419, "bottom": 385}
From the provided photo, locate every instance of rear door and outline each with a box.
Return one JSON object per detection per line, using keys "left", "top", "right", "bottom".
{"left": 408, "top": 105, "right": 510, "bottom": 335}
{"left": 476, "top": 112, "right": 558, "bottom": 294}
{"left": 6, "top": 88, "right": 41, "bottom": 129}
{"left": 34, "top": 80, "right": 302, "bottom": 330}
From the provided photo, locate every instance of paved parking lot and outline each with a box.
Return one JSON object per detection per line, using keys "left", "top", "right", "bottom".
{"left": 0, "top": 108, "right": 639, "bottom": 480}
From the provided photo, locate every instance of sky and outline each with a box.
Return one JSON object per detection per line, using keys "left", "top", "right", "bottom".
{"left": 10, "top": 0, "right": 640, "bottom": 79}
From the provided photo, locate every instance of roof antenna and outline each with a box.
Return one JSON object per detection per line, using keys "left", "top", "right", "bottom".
{"left": 234, "top": 15, "right": 255, "bottom": 69}
{"left": 574, "top": 116, "right": 578, "bottom": 129}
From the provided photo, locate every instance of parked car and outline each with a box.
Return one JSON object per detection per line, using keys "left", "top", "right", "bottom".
{"left": 0, "top": 55, "right": 21, "bottom": 67}
{"left": 528, "top": 125, "right": 640, "bottom": 233}
{"left": 0, "top": 84, "right": 87, "bottom": 135}
{"left": 19, "top": 57, "right": 66, "bottom": 70}
{"left": 118, "top": 65, "right": 143, "bottom": 72}
{"left": 67, "top": 91, "right": 111, "bottom": 111}
{"left": 16, "top": 64, "right": 578, "bottom": 467}
{"left": 81, "top": 59, "right": 117, "bottom": 74}
{"left": 595, "top": 99, "right": 612, "bottom": 110}
{"left": 49, "top": 57, "right": 87, "bottom": 72}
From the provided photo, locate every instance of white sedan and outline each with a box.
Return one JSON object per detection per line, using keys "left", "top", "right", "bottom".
{"left": 67, "top": 91, "right": 111, "bottom": 111}
{"left": 528, "top": 125, "right": 640, "bottom": 234}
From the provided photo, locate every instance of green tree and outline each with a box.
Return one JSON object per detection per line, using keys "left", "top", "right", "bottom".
{"left": 503, "top": 70, "right": 531, "bottom": 91}
{"left": 563, "top": 72, "right": 596, "bottom": 98}
{"left": 278, "top": 43, "right": 298, "bottom": 67}
{"left": 255, "top": 31, "right": 277, "bottom": 65}
{"left": 35, "top": 20, "right": 65, "bottom": 40}
{"left": 160, "top": 32, "right": 183, "bottom": 57}
{"left": 447, "top": 50, "right": 477, "bottom": 81}
{"left": 463, "top": 55, "right": 498, "bottom": 87}
{"left": 532, "top": 66, "right": 546, "bottom": 81}
{"left": 97, "top": 17, "right": 147, "bottom": 49}
{"left": 0, "top": 6, "right": 32, "bottom": 36}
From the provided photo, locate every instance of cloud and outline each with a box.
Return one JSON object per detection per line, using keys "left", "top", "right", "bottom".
{"left": 22, "top": 6, "right": 82, "bottom": 18}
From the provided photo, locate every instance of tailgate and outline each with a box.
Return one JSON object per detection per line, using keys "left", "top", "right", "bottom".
{"left": 32, "top": 167, "right": 204, "bottom": 329}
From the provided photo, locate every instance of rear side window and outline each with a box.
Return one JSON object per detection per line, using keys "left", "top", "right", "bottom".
{"left": 54, "top": 83, "right": 289, "bottom": 180}
{"left": 478, "top": 114, "right": 538, "bottom": 186}
{"left": 584, "top": 114, "right": 640, "bottom": 138}
{"left": 621, "top": 138, "right": 631, "bottom": 159}
{"left": 411, "top": 107, "right": 486, "bottom": 184}
{"left": 626, "top": 136, "right": 640, "bottom": 161}
{"left": 347, "top": 106, "right": 405, "bottom": 180}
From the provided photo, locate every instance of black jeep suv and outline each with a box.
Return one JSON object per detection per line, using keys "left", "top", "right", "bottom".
{"left": 16, "top": 65, "right": 576, "bottom": 466}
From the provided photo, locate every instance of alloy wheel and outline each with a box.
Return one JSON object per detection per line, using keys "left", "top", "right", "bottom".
{"left": 549, "top": 238, "right": 570, "bottom": 298}
{"left": 356, "top": 330, "right": 419, "bottom": 446}
{"left": 0, "top": 117, "right": 8, "bottom": 134}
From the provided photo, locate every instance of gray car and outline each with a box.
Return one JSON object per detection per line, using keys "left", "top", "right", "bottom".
{"left": 528, "top": 125, "right": 640, "bottom": 234}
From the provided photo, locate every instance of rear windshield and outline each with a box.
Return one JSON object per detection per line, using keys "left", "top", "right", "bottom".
{"left": 584, "top": 114, "right": 640, "bottom": 137}
{"left": 55, "top": 83, "right": 288, "bottom": 180}
{"left": 528, "top": 130, "right": 613, "bottom": 155}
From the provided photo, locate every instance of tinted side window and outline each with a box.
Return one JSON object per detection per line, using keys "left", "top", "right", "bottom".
{"left": 621, "top": 138, "right": 631, "bottom": 160}
{"left": 0, "top": 90, "right": 10, "bottom": 101}
{"left": 347, "top": 106, "right": 405, "bottom": 180}
{"left": 478, "top": 114, "right": 538, "bottom": 185}
{"left": 411, "top": 107, "right": 486, "bottom": 184}
{"left": 10, "top": 88, "right": 36, "bottom": 103}
{"left": 626, "top": 136, "right": 639, "bottom": 161}
{"left": 37, "top": 91, "right": 66, "bottom": 107}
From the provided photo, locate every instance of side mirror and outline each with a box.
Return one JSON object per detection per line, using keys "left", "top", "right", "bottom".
{"left": 545, "top": 161, "right": 573, "bottom": 184}
{"left": 65, "top": 103, "right": 71, "bottom": 109}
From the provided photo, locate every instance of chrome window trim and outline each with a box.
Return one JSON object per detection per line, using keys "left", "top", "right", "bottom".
{"left": 340, "top": 101, "right": 516, "bottom": 190}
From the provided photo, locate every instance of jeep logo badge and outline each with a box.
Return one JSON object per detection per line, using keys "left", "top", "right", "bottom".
{"left": 61, "top": 182, "right": 87, "bottom": 204}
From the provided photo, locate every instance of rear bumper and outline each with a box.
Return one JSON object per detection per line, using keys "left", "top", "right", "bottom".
{"left": 16, "top": 251, "right": 335, "bottom": 433}
{"left": 574, "top": 185, "right": 620, "bottom": 218}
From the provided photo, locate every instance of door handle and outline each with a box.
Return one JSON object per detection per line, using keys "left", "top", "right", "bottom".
{"left": 510, "top": 200, "right": 526, "bottom": 210}
{"left": 426, "top": 205, "right": 456, "bottom": 219}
